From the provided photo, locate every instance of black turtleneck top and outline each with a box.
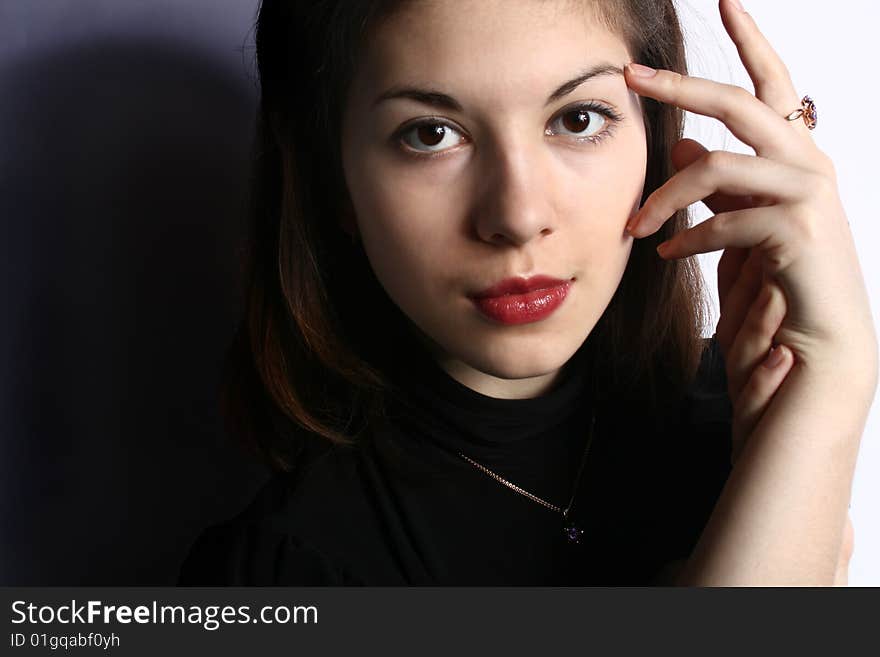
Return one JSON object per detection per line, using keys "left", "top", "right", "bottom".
{"left": 178, "top": 335, "right": 733, "bottom": 586}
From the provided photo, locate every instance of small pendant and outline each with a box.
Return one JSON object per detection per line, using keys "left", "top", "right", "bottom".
{"left": 563, "top": 521, "right": 584, "bottom": 544}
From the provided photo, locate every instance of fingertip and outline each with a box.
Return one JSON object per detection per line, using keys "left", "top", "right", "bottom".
{"left": 626, "top": 63, "right": 658, "bottom": 79}
{"left": 762, "top": 344, "right": 787, "bottom": 369}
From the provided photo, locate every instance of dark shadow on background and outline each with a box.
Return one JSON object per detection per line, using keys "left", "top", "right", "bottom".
{"left": 0, "top": 38, "right": 270, "bottom": 584}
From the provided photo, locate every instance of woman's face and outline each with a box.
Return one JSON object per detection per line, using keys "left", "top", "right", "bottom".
{"left": 340, "top": 0, "right": 646, "bottom": 399}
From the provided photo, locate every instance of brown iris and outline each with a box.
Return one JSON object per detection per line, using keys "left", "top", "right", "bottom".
{"left": 561, "top": 109, "right": 592, "bottom": 134}
{"left": 416, "top": 124, "right": 446, "bottom": 146}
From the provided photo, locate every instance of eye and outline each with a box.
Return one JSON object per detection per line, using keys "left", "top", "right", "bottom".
{"left": 397, "top": 120, "right": 467, "bottom": 157}
{"left": 545, "top": 101, "right": 622, "bottom": 145}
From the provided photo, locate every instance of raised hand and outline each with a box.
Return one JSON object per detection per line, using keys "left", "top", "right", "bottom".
{"left": 624, "top": 1, "right": 876, "bottom": 381}
{"left": 623, "top": 0, "right": 869, "bottom": 585}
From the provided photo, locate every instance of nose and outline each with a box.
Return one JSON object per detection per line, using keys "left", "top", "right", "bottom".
{"left": 472, "top": 136, "right": 557, "bottom": 247}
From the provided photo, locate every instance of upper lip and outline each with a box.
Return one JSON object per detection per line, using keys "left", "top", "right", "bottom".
{"left": 470, "top": 274, "right": 571, "bottom": 299}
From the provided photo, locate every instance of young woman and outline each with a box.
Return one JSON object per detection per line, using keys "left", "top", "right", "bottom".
{"left": 178, "top": 0, "right": 873, "bottom": 586}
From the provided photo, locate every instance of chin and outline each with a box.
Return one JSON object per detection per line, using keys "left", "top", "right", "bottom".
{"left": 450, "top": 337, "right": 578, "bottom": 381}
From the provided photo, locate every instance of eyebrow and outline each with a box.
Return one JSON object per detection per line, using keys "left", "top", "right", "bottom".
{"left": 371, "top": 62, "right": 624, "bottom": 111}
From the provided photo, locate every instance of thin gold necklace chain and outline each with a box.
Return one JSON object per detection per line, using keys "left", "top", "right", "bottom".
{"left": 456, "top": 411, "right": 597, "bottom": 519}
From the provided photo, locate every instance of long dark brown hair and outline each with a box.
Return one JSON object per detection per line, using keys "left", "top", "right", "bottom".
{"left": 221, "top": 0, "right": 711, "bottom": 472}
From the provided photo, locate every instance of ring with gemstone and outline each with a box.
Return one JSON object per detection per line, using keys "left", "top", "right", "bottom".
{"left": 785, "top": 95, "right": 818, "bottom": 130}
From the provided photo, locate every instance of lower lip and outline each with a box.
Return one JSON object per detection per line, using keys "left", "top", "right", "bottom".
{"left": 470, "top": 281, "right": 572, "bottom": 325}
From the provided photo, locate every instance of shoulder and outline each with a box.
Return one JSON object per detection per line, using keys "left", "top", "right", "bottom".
{"left": 177, "top": 444, "right": 371, "bottom": 586}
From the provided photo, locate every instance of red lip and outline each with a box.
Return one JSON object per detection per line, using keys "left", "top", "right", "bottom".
{"left": 468, "top": 275, "right": 573, "bottom": 325}
{"left": 470, "top": 275, "right": 571, "bottom": 299}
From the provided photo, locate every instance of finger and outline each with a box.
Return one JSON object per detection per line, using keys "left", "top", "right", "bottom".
{"left": 671, "top": 139, "right": 757, "bottom": 215}
{"left": 628, "top": 150, "right": 811, "bottom": 239}
{"left": 624, "top": 63, "right": 814, "bottom": 165}
{"left": 727, "top": 280, "right": 787, "bottom": 404}
{"left": 715, "top": 246, "right": 750, "bottom": 362}
{"left": 716, "top": 247, "right": 763, "bottom": 361}
{"left": 730, "top": 328, "right": 794, "bottom": 464}
{"left": 718, "top": 1, "right": 813, "bottom": 139}
{"left": 655, "top": 202, "right": 801, "bottom": 261}
{"left": 717, "top": 246, "right": 750, "bottom": 310}
{"left": 731, "top": 342, "right": 793, "bottom": 466}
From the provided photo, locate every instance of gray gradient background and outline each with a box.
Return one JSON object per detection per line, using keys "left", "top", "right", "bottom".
{"left": 2, "top": 1, "right": 877, "bottom": 585}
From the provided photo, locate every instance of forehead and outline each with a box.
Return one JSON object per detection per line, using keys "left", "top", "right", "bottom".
{"left": 355, "top": 0, "right": 631, "bottom": 97}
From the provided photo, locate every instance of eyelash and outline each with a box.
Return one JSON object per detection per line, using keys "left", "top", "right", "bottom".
{"left": 393, "top": 101, "right": 624, "bottom": 160}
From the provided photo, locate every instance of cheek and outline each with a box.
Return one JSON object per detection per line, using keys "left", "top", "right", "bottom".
{"left": 554, "top": 139, "right": 646, "bottom": 286}
{"left": 357, "top": 173, "right": 456, "bottom": 255}
{"left": 344, "top": 157, "right": 460, "bottom": 303}
{"left": 557, "top": 142, "right": 646, "bottom": 239}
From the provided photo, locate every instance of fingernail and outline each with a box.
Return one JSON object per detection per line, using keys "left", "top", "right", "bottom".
{"left": 656, "top": 240, "right": 671, "bottom": 256}
{"left": 627, "top": 63, "right": 657, "bottom": 78}
{"left": 763, "top": 345, "right": 785, "bottom": 369}
{"left": 730, "top": 0, "right": 745, "bottom": 11}
{"left": 625, "top": 216, "right": 640, "bottom": 235}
